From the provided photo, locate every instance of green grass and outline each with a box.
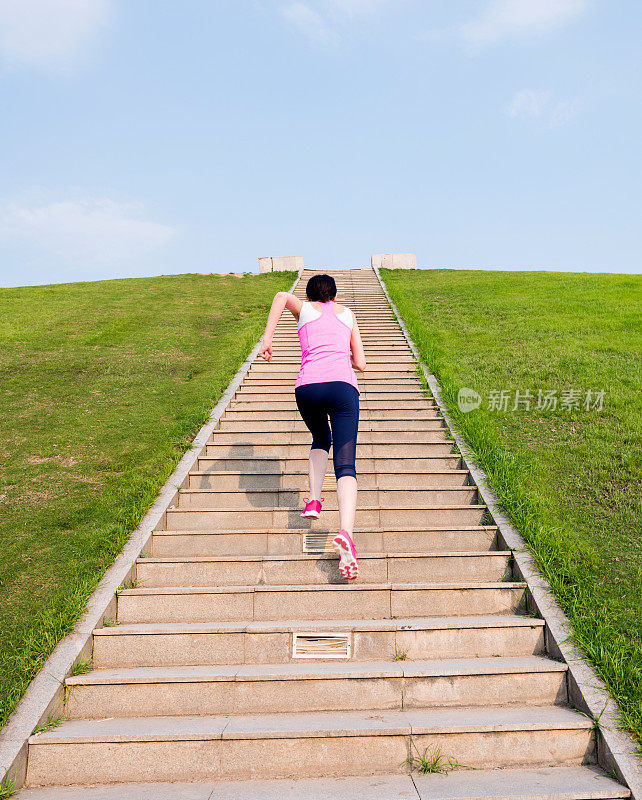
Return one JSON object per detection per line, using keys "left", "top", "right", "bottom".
{"left": 32, "top": 712, "right": 63, "bottom": 735}
{"left": 381, "top": 268, "right": 642, "bottom": 746}
{"left": 68, "top": 657, "right": 93, "bottom": 677}
{"left": 392, "top": 645, "right": 410, "bottom": 661}
{"left": 0, "top": 270, "right": 294, "bottom": 730}
{"left": 402, "top": 739, "right": 462, "bottom": 774}
{"left": 0, "top": 774, "right": 16, "bottom": 799}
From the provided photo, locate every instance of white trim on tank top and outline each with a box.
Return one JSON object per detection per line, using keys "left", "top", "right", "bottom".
{"left": 297, "top": 301, "right": 354, "bottom": 331}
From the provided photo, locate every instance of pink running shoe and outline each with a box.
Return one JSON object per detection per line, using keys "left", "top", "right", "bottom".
{"left": 301, "top": 498, "right": 323, "bottom": 519}
{"left": 333, "top": 530, "right": 359, "bottom": 581}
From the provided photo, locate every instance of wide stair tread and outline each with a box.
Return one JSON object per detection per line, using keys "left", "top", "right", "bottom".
{"left": 68, "top": 655, "right": 567, "bottom": 686}
{"left": 30, "top": 704, "right": 592, "bottom": 743}
{"left": 62, "top": 655, "right": 568, "bottom": 719}
{"left": 26, "top": 704, "right": 595, "bottom": 783}
{"left": 118, "top": 579, "right": 526, "bottom": 594}
{"left": 93, "top": 614, "right": 546, "bottom": 635}
{"left": 16, "top": 766, "right": 629, "bottom": 799}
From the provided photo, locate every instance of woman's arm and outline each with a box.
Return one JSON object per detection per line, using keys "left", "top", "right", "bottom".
{"left": 350, "top": 316, "right": 366, "bottom": 372}
{"left": 258, "top": 292, "right": 303, "bottom": 362}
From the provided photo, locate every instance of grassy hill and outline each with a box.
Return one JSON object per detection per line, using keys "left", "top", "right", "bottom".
{"left": 0, "top": 271, "right": 294, "bottom": 729}
{"left": 381, "top": 268, "right": 642, "bottom": 746}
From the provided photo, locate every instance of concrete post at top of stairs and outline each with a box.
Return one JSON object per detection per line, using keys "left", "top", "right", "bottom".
{"left": 372, "top": 253, "right": 417, "bottom": 269}
{"left": 258, "top": 256, "right": 304, "bottom": 273}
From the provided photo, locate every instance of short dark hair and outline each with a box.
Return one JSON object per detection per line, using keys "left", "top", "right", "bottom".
{"left": 306, "top": 274, "right": 337, "bottom": 303}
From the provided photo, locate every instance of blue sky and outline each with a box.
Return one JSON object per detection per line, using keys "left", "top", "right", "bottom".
{"left": 0, "top": 0, "right": 640, "bottom": 287}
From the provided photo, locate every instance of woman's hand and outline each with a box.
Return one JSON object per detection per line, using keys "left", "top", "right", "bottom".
{"left": 258, "top": 340, "right": 273, "bottom": 362}
{"left": 349, "top": 317, "right": 366, "bottom": 372}
{"left": 260, "top": 292, "right": 303, "bottom": 361}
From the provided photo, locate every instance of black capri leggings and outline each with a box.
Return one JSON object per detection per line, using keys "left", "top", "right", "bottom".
{"left": 294, "top": 381, "right": 359, "bottom": 480}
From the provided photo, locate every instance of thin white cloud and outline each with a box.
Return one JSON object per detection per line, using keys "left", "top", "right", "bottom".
{"left": 280, "top": 0, "right": 392, "bottom": 45}
{"left": 281, "top": 2, "right": 339, "bottom": 46}
{"left": 506, "top": 89, "right": 580, "bottom": 128}
{"left": 549, "top": 98, "right": 580, "bottom": 127}
{"left": 462, "top": 0, "right": 587, "bottom": 45}
{"left": 0, "top": 0, "right": 111, "bottom": 69}
{"left": 507, "top": 89, "right": 551, "bottom": 119}
{"left": 329, "top": 0, "right": 388, "bottom": 16}
{"left": 0, "top": 198, "right": 176, "bottom": 267}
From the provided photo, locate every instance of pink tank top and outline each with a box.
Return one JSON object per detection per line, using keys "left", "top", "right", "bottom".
{"left": 294, "top": 301, "right": 359, "bottom": 393}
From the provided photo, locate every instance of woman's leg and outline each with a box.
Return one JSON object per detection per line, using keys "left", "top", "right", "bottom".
{"left": 308, "top": 448, "right": 329, "bottom": 501}
{"left": 336, "top": 475, "right": 358, "bottom": 537}
{"left": 295, "top": 385, "right": 331, "bottom": 502}
{"left": 328, "top": 383, "right": 359, "bottom": 536}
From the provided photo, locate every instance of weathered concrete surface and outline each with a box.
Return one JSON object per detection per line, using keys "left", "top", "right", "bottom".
{"left": 372, "top": 253, "right": 417, "bottom": 268}
{"left": 259, "top": 256, "right": 304, "bottom": 272}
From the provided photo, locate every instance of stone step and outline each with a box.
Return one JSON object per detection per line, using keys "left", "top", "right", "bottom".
{"left": 197, "top": 456, "right": 463, "bottom": 473}
{"left": 163, "top": 505, "right": 487, "bottom": 531}
{"left": 247, "top": 366, "right": 416, "bottom": 376}
{"left": 92, "top": 614, "right": 545, "bottom": 668}
{"left": 272, "top": 334, "right": 409, "bottom": 340}
{"left": 250, "top": 358, "right": 414, "bottom": 367}
{"left": 269, "top": 339, "right": 409, "bottom": 346}
{"left": 243, "top": 367, "right": 419, "bottom": 375}
{"left": 64, "top": 656, "right": 568, "bottom": 720}
{"left": 222, "top": 409, "right": 442, "bottom": 421}
{"left": 268, "top": 327, "right": 405, "bottom": 333}
{"left": 277, "top": 317, "right": 400, "bottom": 322}
{"left": 25, "top": 705, "right": 595, "bottom": 785}
{"left": 227, "top": 401, "right": 437, "bottom": 412}
{"left": 231, "top": 393, "right": 432, "bottom": 405}
{"left": 265, "top": 351, "right": 412, "bottom": 359}
{"left": 256, "top": 363, "right": 412, "bottom": 370}
{"left": 240, "top": 379, "right": 423, "bottom": 387}
{"left": 233, "top": 392, "right": 430, "bottom": 402}
{"left": 212, "top": 423, "right": 447, "bottom": 436}
{"left": 203, "top": 444, "right": 454, "bottom": 460}
{"left": 277, "top": 336, "right": 402, "bottom": 341}
{"left": 246, "top": 379, "right": 420, "bottom": 386}
{"left": 275, "top": 346, "right": 406, "bottom": 351}
{"left": 260, "top": 353, "right": 415, "bottom": 361}
{"left": 234, "top": 389, "right": 426, "bottom": 401}
{"left": 115, "top": 581, "right": 526, "bottom": 624}
{"left": 277, "top": 323, "right": 401, "bottom": 329}
{"left": 19, "top": 766, "right": 627, "bottom": 800}
{"left": 253, "top": 346, "right": 415, "bottom": 353}
{"left": 244, "top": 362, "right": 421, "bottom": 372}
{"left": 134, "top": 551, "right": 511, "bottom": 587}
{"left": 271, "top": 329, "right": 406, "bottom": 335}
{"left": 237, "top": 380, "right": 424, "bottom": 390}
{"left": 176, "top": 487, "right": 479, "bottom": 510}
{"left": 187, "top": 470, "right": 470, "bottom": 490}
{"left": 274, "top": 322, "right": 401, "bottom": 328}
{"left": 211, "top": 767, "right": 629, "bottom": 800}
{"left": 278, "top": 320, "right": 399, "bottom": 325}
{"left": 206, "top": 431, "right": 450, "bottom": 445}
{"left": 150, "top": 526, "right": 498, "bottom": 557}
{"left": 228, "top": 376, "right": 424, "bottom": 384}
{"left": 241, "top": 373, "right": 420, "bottom": 380}
{"left": 235, "top": 390, "right": 431, "bottom": 400}
{"left": 275, "top": 324, "right": 401, "bottom": 328}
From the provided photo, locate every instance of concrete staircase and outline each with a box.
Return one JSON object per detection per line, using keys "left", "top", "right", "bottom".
{"left": 18, "top": 269, "right": 629, "bottom": 799}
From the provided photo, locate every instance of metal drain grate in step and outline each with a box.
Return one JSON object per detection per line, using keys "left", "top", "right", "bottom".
{"left": 302, "top": 533, "right": 337, "bottom": 555}
{"left": 292, "top": 633, "right": 351, "bottom": 659}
